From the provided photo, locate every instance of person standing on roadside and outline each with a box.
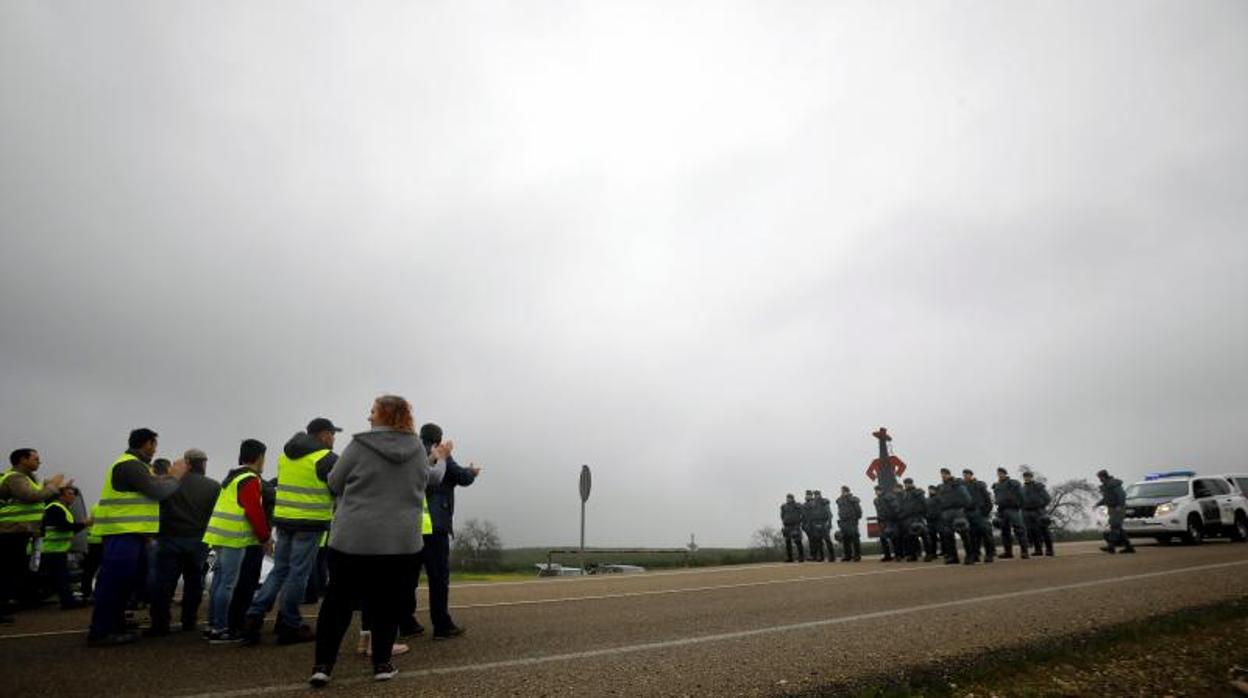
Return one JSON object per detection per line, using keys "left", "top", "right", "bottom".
{"left": 1, "top": 448, "right": 70, "bottom": 623}
{"left": 242, "top": 418, "right": 340, "bottom": 646}
{"left": 80, "top": 501, "right": 103, "bottom": 601}
{"left": 1095, "top": 469, "right": 1134, "bottom": 554}
{"left": 88, "top": 429, "right": 188, "bottom": 646}
{"left": 228, "top": 474, "right": 275, "bottom": 637}
{"left": 40, "top": 486, "right": 90, "bottom": 609}
{"left": 780, "top": 494, "right": 805, "bottom": 563}
{"left": 309, "top": 395, "right": 447, "bottom": 687}
{"left": 962, "top": 469, "right": 996, "bottom": 564}
{"left": 936, "top": 468, "right": 974, "bottom": 565}
{"left": 1021, "top": 470, "right": 1054, "bottom": 557}
{"left": 404, "top": 422, "right": 479, "bottom": 640}
{"left": 924, "top": 485, "right": 943, "bottom": 561}
{"left": 204, "top": 439, "right": 271, "bottom": 643}
{"left": 992, "top": 467, "right": 1030, "bottom": 560}
{"left": 835, "top": 486, "right": 862, "bottom": 562}
{"left": 147, "top": 448, "right": 220, "bottom": 637}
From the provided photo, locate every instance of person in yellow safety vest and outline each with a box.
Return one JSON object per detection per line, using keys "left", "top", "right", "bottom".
{"left": 242, "top": 418, "right": 341, "bottom": 647}
{"left": 87, "top": 428, "right": 188, "bottom": 647}
{"left": 40, "top": 486, "right": 91, "bottom": 609}
{"left": 80, "top": 503, "right": 104, "bottom": 601}
{"left": 1, "top": 447, "right": 71, "bottom": 624}
{"left": 203, "top": 439, "right": 272, "bottom": 644}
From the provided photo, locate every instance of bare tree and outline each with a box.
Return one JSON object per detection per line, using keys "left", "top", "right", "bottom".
{"left": 749, "top": 525, "right": 784, "bottom": 552}
{"left": 1047, "top": 479, "right": 1100, "bottom": 533}
{"left": 453, "top": 518, "right": 504, "bottom": 570}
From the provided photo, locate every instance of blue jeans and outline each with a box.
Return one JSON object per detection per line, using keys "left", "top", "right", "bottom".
{"left": 208, "top": 546, "right": 246, "bottom": 632}
{"left": 246, "top": 529, "right": 320, "bottom": 628}
{"left": 88, "top": 534, "right": 147, "bottom": 639}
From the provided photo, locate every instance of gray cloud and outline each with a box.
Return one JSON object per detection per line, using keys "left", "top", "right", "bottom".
{"left": 2, "top": 1, "right": 1246, "bottom": 547}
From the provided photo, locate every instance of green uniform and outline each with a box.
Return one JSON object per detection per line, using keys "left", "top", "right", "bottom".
{"left": 992, "top": 477, "right": 1029, "bottom": 558}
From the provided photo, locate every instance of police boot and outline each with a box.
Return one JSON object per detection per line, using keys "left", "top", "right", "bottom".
{"left": 1045, "top": 541, "right": 1054, "bottom": 557}
{"left": 852, "top": 540, "right": 862, "bottom": 561}
{"left": 1020, "top": 546, "right": 1031, "bottom": 560}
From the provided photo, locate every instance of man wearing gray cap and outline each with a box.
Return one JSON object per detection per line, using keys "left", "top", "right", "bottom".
{"left": 147, "top": 448, "right": 220, "bottom": 637}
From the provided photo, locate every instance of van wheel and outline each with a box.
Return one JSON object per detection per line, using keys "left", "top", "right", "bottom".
{"left": 1182, "top": 516, "right": 1204, "bottom": 545}
{"left": 1232, "top": 513, "right": 1248, "bottom": 542}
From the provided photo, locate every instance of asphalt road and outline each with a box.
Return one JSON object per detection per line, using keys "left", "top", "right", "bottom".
{"left": 3, "top": 540, "right": 1246, "bottom": 696}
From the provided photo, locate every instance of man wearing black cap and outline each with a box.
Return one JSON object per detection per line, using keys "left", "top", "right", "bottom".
{"left": 962, "top": 469, "right": 996, "bottom": 564}
{"left": 243, "top": 418, "right": 340, "bottom": 646}
{"left": 992, "top": 467, "right": 1030, "bottom": 560}
{"left": 1094, "top": 469, "right": 1133, "bottom": 554}
{"left": 397, "top": 423, "right": 479, "bottom": 640}
{"left": 780, "top": 494, "right": 805, "bottom": 563}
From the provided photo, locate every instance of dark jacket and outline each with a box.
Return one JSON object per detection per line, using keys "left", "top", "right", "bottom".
{"left": 967, "top": 479, "right": 994, "bottom": 516}
{"left": 992, "top": 478, "right": 1025, "bottom": 509}
{"left": 111, "top": 449, "right": 180, "bottom": 501}
{"left": 274, "top": 433, "right": 339, "bottom": 532}
{"left": 1096, "top": 478, "right": 1126, "bottom": 508}
{"left": 1022, "top": 482, "right": 1051, "bottom": 510}
{"left": 925, "top": 494, "right": 941, "bottom": 519}
{"left": 898, "top": 488, "right": 926, "bottom": 520}
{"left": 159, "top": 470, "right": 221, "bottom": 538}
{"left": 42, "top": 502, "right": 87, "bottom": 537}
{"left": 936, "top": 479, "right": 972, "bottom": 511}
{"left": 836, "top": 494, "right": 862, "bottom": 522}
{"left": 425, "top": 455, "right": 476, "bottom": 536}
{"left": 873, "top": 493, "right": 898, "bottom": 521}
{"left": 780, "top": 501, "right": 804, "bottom": 527}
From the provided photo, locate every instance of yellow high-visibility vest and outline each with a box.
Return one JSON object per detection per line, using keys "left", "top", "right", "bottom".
{"left": 274, "top": 450, "right": 333, "bottom": 523}
{"left": 203, "top": 471, "right": 259, "bottom": 548}
{"left": 93, "top": 454, "right": 160, "bottom": 536}
{"left": 421, "top": 505, "right": 433, "bottom": 535}
{"left": 86, "top": 503, "right": 102, "bottom": 545}
{"left": 42, "top": 501, "right": 74, "bottom": 553}
{"left": 0, "top": 470, "right": 44, "bottom": 525}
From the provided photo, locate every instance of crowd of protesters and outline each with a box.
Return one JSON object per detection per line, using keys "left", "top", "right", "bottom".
{"left": 0, "top": 394, "right": 481, "bottom": 686}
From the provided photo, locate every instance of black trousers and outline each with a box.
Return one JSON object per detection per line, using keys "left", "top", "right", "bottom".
{"left": 150, "top": 536, "right": 208, "bottom": 631}
{"left": 0, "top": 532, "right": 32, "bottom": 611}
{"left": 80, "top": 543, "right": 103, "bottom": 599}
{"left": 228, "top": 545, "right": 264, "bottom": 633}
{"left": 315, "top": 549, "right": 417, "bottom": 668}
{"left": 403, "top": 533, "right": 453, "bottom": 632}
{"left": 39, "top": 551, "right": 75, "bottom": 606}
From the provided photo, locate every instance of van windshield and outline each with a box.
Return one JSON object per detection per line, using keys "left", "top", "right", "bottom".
{"left": 1126, "top": 481, "right": 1188, "bottom": 499}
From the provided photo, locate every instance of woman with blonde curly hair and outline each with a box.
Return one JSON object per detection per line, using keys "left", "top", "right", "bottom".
{"left": 309, "top": 395, "right": 449, "bottom": 687}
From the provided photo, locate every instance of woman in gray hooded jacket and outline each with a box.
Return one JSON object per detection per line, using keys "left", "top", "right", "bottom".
{"left": 310, "top": 395, "right": 448, "bottom": 687}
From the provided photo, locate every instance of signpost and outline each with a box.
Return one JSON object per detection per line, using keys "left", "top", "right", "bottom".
{"left": 870, "top": 427, "right": 902, "bottom": 492}
{"left": 579, "top": 464, "right": 591, "bottom": 572}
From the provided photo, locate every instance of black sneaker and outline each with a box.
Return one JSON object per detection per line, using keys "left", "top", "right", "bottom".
{"left": 240, "top": 616, "right": 264, "bottom": 646}
{"left": 208, "top": 630, "right": 245, "bottom": 645}
{"left": 432, "top": 625, "right": 465, "bottom": 641}
{"left": 1100, "top": 546, "right": 1117, "bottom": 554}
{"left": 398, "top": 620, "right": 425, "bottom": 638}
{"left": 87, "top": 632, "right": 139, "bottom": 647}
{"left": 276, "top": 624, "right": 316, "bottom": 645}
{"left": 309, "top": 665, "right": 333, "bottom": 688}
{"left": 373, "top": 662, "right": 398, "bottom": 681}
{"left": 1121, "top": 547, "right": 1136, "bottom": 554}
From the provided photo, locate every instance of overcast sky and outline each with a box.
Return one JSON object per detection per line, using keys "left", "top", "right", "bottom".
{"left": 2, "top": 2, "right": 1246, "bottom": 547}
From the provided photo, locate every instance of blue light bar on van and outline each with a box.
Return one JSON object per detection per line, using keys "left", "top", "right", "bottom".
{"left": 1144, "top": 470, "right": 1196, "bottom": 480}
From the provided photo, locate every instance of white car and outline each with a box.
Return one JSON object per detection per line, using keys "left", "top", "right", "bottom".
{"left": 1115, "top": 471, "right": 1248, "bottom": 545}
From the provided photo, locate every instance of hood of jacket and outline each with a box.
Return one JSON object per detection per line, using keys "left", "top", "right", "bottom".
{"left": 284, "top": 432, "right": 329, "bottom": 460}
{"left": 353, "top": 428, "right": 423, "bottom": 464}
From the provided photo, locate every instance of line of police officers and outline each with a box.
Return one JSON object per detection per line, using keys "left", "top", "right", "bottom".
{"left": 781, "top": 467, "right": 1058, "bottom": 565}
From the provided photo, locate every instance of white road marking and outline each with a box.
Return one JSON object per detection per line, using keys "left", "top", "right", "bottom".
{"left": 177, "top": 558, "right": 1248, "bottom": 698}
{"left": 0, "top": 549, "right": 1102, "bottom": 639}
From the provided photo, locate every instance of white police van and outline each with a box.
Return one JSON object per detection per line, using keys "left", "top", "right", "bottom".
{"left": 1116, "top": 470, "right": 1248, "bottom": 545}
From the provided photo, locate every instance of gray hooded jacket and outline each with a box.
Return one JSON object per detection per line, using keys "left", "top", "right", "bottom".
{"left": 327, "top": 427, "right": 445, "bottom": 556}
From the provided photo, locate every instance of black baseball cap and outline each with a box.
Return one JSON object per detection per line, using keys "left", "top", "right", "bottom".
{"left": 307, "top": 418, "right": 342, "bottom": 434}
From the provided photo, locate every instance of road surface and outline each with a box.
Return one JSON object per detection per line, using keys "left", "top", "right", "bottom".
{"left": 3, "top": 540, "right": 1246, "bottom": 696}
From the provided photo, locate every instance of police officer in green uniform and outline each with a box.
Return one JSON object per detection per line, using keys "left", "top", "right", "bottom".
{"left": 779, "top": 494, "right": 806, "bottom": 563}
{"left": 801, "top": 491, "right": 824, "bottom": 561}
{"left": 872, "top": 485, "right": 896, "bottom": 561}
{"left": 992, "top": 467, "right": 1030, "bottom": 559}
{"left": 962, "top": 469, "right": 996, "bottom": 564}
{"left": 836, "top": 486, "right": 862, "bottom": 561}
{"left": 925, "top": 485, "right": 942, "bottom": 560}
{"left": 897, "top": 479, "right": 931, "bottom": 562}
{"left": 1021, "top": 471, "right": 1054, "bottom": 557}
{"left": 936, "top": 468, "right": 974, "bottom": 565}
{"left": 811, "top": 490, "right": 835, "bottom": 562}
{"left": 1095, "top": 469, "right": 1134, "bottom": 554}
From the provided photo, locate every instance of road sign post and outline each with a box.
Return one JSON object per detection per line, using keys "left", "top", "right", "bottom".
{"left": 579, "top": 465, "right": 592, "bottom": 572}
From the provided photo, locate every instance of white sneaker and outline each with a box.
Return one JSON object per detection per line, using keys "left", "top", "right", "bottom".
{"left": 308, "top": 666, "right": 332, "bottom": 688}
{"left": 366, "top": 642, "right": 410, "bottom": 657}
{"left": 373, "top": 663, "right": 398, "bottom": 681}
